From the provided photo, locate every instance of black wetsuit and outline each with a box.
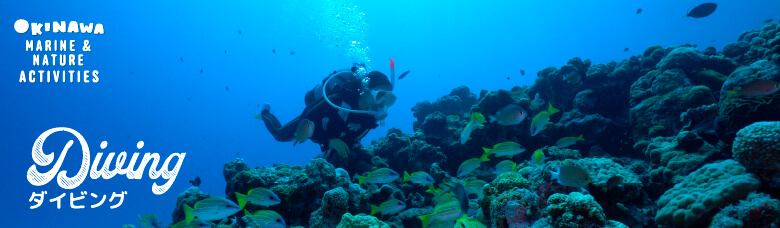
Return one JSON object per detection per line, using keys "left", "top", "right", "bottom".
{"left": 260, "top": 70, "right": 380, "bottom": 151}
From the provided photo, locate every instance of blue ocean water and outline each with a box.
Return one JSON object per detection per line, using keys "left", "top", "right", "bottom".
{"left": 0, "top": 0, "right": 778, "bottom": 227}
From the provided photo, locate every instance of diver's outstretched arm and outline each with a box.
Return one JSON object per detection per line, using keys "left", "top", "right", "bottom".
{"left": 256, "top": 109, "right": 302, "bottom": 142}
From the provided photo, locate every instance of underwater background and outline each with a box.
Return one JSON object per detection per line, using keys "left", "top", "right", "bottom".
{"left": 2, "top": 0, "right": 780, "bottom": 227}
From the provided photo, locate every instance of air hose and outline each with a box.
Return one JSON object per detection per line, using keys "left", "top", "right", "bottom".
{"left": 322, "top": 75, "right": 388, "bottom": 119}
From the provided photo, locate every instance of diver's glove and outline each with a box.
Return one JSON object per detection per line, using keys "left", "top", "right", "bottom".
{"left": 328, "top": 138, "right": 350, "bottom": 158}
{"left": 254, "top": 103, "right": 271, "bottom": 120}
{"left": 373, "top": 110, "right": 388, "bottom": 121}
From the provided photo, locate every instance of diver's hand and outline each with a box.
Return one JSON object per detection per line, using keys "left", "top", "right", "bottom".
{"left": 328, "top": 138, "right": 350, "bottom": 158}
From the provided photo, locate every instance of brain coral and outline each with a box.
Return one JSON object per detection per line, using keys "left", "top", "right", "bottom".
{"left": 733, "top": 121, "right": 780, "bottom": 186}
{"left": 655, "top": 160, "right": 761, "bottom": 228}
{"left": 542, "top": 192, "right": 627, "bottom": 228}
{"left": 733, "top": 121, "right": 780, "bottom": 171}
{"left": 545, "top": 192, "right": 606, "bottom": 228}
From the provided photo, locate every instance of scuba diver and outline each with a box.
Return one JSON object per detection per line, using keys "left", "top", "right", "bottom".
{"left": 256, "top": 61, "right": 398, "bottom": 158}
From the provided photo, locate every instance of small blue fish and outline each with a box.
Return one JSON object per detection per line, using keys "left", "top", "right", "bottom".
{"left": 358, "top": 168, "right": 400, "bottom": 185}
{"left": 439, "top": 181, "right": 470, "bottom": 215}
{"left": 530, "top": 93, "right": 546, "bottom": 110}
{"left": 398, "top": 70, "right": 411, "bottom": 80}
{"left": 563, "top": 71, "right": 581, "bottom": 84}
{"left": 550, "top": 165, "right": 592, "bottom": 188}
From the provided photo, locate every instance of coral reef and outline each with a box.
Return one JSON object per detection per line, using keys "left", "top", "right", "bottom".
{"left": 367, "top": 128, "right": 447, "bottom": 177}
{"left": 137, "top": 23, "right": 780, "bottom": 228}
{"left": 222, "top": 158, "right": 368, "bottom": 227}
{"left": 411, "top": 86, "right": 478, "bottom": 129}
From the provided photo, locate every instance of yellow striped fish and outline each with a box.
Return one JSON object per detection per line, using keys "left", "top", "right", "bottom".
{"left": 493, "top": 160, "right": 517, "bottom": 174}
{"left": 139, "top": 213, "right": 161, "bottom": 228}
{"left": 456, "top": 152, "right": 490, "bottom": 177}
{"left": 429, "top": 219, "right": 456, "bottom": 228}
{"left": 532, "top": 149, "right": 546, "bottom": 165}
{"left": 425, "top": 183, "right": 440, "bottom": 194}
{"left": 456, "top": 214, "right": 487, "bottom": 228}
{"left": 403, "top": 171, "right": 435, "bottom": 185}
{"left": 426, "top": 184, "right": 458, "bottom": 204}
{"left": 371, "top": 198, "right": 406, "bottom": 215}
{"left": 245, "top": 210, "right": 286, "bottom": 228}
{"left": 183, "top": 197, "right": 240, "bottom": 225}
{"left": 171, "top": 219, "right": 210, "bottom": 228}
{"left": 529, "top": 103, "right": 559, "bottom": 136}
{"left": 464, "top": 179, "right": 488, "bottom": 195}
{"left": 432, "top": 190, "right": 457, "bottom": 205}
{"left": 358, "top": 168, "right": 400, "bottom": 185}
{"left": 418, "top": 201, "right": 464, "bottom": 228}
{"left": 460, "top": 112, "right": 486, "bottom": 144}
{"left": 236, "top": 187, "right": 281, "bottom": 209}
{"left": 555, "top": 134, "right": 585, "bottom": 148}
{"left": 483, "top": 141, "right": 526, "bottom": 158}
